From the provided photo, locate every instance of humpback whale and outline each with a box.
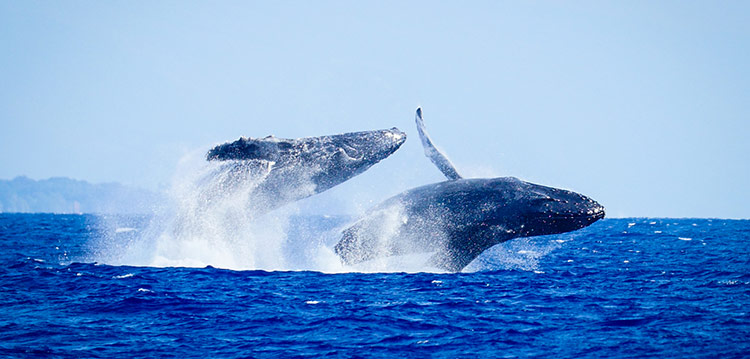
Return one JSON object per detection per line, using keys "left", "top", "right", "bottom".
{"left": 334, "top": 108, "right": 604, "bottom": 272}
{"left": 205, "top": 128, "right": 406, "bottom": 215}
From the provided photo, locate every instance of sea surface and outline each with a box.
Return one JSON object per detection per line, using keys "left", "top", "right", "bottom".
{"left": 1, "top": 213, "right": 748, "bottom": 358}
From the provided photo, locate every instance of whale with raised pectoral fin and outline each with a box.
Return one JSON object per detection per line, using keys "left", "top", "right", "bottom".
{"left": 334, "top": 108, "right": 604, "bottom": 272}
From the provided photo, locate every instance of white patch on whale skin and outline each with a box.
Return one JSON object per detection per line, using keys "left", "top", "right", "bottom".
{"left": 385, "top": 131, "right": 405, "bottom": 142}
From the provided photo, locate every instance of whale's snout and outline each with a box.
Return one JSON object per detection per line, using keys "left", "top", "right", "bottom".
{"left": 384, "top": 127, "right": 406, "bottom": 145}
{"left": 573, "top": 193, "right": 605, "bottom": 226}
{"left": 510, "top": 181, "right": 605, "bottom": 236}
{"left": 589, "top": 201, "right": 606, "bottom": 221}
{"left": 337, "top": 127, "right": 406, "bottom": 162}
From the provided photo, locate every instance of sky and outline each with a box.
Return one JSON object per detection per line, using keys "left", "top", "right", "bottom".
{"left": 1, "top": 1, "right": 748, "bottom": 218}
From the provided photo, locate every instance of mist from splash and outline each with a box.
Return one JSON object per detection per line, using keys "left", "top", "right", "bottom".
{"left": 92, "top": 151, "right": 560, "bottom": 273}
{"left": 93, "top": 151, "right": 286, "bottom": 270}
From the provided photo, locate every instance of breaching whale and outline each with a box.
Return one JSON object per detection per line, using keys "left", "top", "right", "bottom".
{"left": 334, "top": 108, "right": 605, "bottom": 272}
{"left": 205, "top": 128, "right": 406, "bottom": 215}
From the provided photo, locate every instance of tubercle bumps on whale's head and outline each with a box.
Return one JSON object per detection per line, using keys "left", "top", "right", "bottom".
{"left": 332, "top": 127, "right": 406, "bottom": 163}
{"left": 311, "top": 127, "right": 406, "bottom": 192}
{"left": 450, "top": 177, "right": 604, "bottom": 239}
{"left": 505, "top": 179, "right": 605, "bottom": 237}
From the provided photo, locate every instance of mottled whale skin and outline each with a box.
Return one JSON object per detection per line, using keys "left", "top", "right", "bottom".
{"left": 334, "top": 109, "right": 604, "bottom": 272}
{"left": 335, "top": 177, "right": 605, "bottom": 271}
{"left": 206, "top": 128, "right": 406, "bottom": 214}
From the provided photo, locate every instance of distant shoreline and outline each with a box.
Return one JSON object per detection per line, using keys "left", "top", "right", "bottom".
{"left": 0, "top": 176, "right": 158, "bottom": 215}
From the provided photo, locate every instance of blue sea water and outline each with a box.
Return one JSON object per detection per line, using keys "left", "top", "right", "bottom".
{"left": 1, "top": 213, "right": 748, "bottom": 358}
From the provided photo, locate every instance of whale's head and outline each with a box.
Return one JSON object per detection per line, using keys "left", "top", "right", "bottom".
{"left": 485, "top": 177, "right": 605, "bottom": 237}
{"left": 206, "top": 127, "right": 406, "bottom": 194}
{"left": 310, "top": 127, "right": 406, "bottom": 192}
{"left": 432, "top": 177, "right": 604, "bottom": 242}
{"left": 207, "top": 128, "right": 405, "bottom": 161}
{"left": 327, "top": 127, "right": 407, "bottom": 165}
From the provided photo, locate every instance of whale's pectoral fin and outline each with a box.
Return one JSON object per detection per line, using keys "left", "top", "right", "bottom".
{"left": 415, "top": 108, "right": 462, "bottom": 180}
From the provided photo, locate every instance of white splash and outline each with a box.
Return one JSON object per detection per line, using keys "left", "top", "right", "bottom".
{"left": 465, "top": 236, "right": 565, "bottom": 272}
{"left": 92, "top": 151, "right": 559, "bottom": 274}
{"left": 98, "top": 152, "right": 296, "bottom": 271}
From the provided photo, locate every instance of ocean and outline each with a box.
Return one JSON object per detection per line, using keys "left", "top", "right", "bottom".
{"left": 1, "top": 213, "right": 748, "bottom": 358}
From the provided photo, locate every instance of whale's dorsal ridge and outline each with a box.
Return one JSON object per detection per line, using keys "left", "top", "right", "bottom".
{"left": 415, "top": 107, "right": 462, "bottom": 180}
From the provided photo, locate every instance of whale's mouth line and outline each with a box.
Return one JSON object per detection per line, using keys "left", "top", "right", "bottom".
{"left": 543, "top": 210, "right": 605, "bottom": 222}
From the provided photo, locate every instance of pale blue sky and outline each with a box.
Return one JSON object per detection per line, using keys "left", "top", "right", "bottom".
{"left": 1, "top": 1, "right": 748, "bottom": 218}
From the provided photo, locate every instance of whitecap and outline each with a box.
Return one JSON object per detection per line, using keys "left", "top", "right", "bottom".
{"left": 517, "top": 250, "right": 538, "bottom": 256}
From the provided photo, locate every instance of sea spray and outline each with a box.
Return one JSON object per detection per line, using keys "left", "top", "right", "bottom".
{"left": 93, "top": 150, "right": 441, "bottom": 272}
{"left": 93, "top": 152, "right": 287, "bottom": 270}
{"left": 92, "top": 151, "right": 562, "bottom": 273}
{"left": 464, "top": 237, "right": 564, "bottom": 272}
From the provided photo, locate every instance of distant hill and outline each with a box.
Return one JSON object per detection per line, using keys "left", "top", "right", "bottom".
{"left": 0, "top": 176, "right": 159, "bottom": 214}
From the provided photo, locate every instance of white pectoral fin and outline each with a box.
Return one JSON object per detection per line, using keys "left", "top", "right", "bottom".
{"left": 415, "top": 108, "right": 462, "bottom": 180}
